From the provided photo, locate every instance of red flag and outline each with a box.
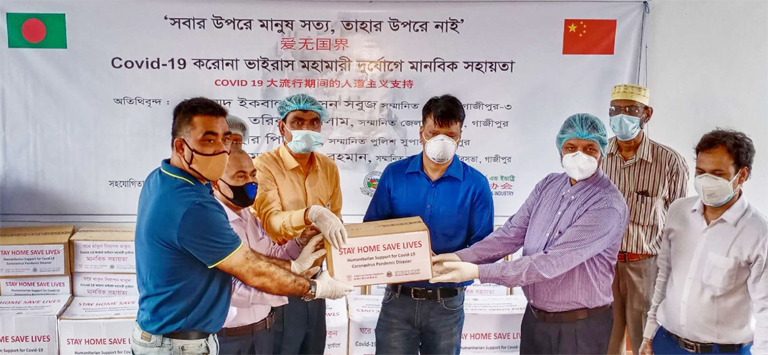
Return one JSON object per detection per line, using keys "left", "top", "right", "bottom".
{"left": 562, "top": 19, "right": 617, "bottom": 55}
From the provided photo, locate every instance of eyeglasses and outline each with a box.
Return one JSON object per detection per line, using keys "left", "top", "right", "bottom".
{"left": 609, "top": 105, "right": 644, "bottom": 116}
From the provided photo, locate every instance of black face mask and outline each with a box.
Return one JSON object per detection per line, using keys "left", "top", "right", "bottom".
{"left": 219, "top": 180, "right": 257, "bottom": 208}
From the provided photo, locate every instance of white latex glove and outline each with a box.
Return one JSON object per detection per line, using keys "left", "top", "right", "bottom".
{"left": 432, "top": 253, "right": 462, "bottom": 264}
{"left": 639, "top": 338, "right": 654, "bottom": 355}
{"left": 290, "top": 235, "right": 326, "bottom": 274}
{"left": 314, "top": 271, "right": 354, "bottom": 300}
{"left": 429, "top": 261, "right": 479, "bottom": 284}
{"left": 307, "top": 205, "right": 348, "bottom": 250}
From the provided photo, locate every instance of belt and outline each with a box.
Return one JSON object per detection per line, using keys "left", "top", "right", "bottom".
{"left": 529, "top": 304, "right": 611, "bottom": 323}
{"left": 668, "top": 331, "right": 746, "bottom": 353}
{"left": 391, "top": 284, "right": 464, "bottom": 301}
{"left": 164, "top": 330, "right": 210, "bottom": 340}
{"left": 617, "top": 252, "right": 654, "bottom": 262}
{"left": 217, "top": 310, "right": 275, "bottom": 337}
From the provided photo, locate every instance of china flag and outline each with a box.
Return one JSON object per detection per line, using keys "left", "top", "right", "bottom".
{"left": 562, "top": 19, "right": 616, "bottom": 55}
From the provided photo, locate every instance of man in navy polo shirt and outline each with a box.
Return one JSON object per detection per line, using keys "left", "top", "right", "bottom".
{"left": 132, "top": 97, "right": 352, "bottom": 355}
{"left": 364, "top": 94, "right": 494, "bottom": 355}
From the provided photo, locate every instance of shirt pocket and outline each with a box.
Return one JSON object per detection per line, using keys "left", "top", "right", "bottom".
{"left": 630, "top": 194, "right": 661, "bottom": 227}
{"left": 702, "top": 252, "right": 738, "bottom": 293}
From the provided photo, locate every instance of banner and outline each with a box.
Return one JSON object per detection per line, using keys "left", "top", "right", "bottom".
{"left": 0, "top": 1, "right": 645, "bottom": 223}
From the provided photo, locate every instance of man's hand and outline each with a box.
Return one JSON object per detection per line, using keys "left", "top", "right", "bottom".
{"left": 432, "top": 253, "right": 461, "bottom": 264}
{"left": 296, "top": 225, "right": 321, "bottom": 247}
{"left": 429, "top": 261, "right": 479, "bottom": 284}
{"left": 639, "top": 338, "right": 654, "bottom": 355}
{"left": 307, "top": 206, "right": 348, "bottom": 250}
{"left": 314, "top": 271, "right": 354, "bottom": 300}
{"left": 291, "top": 235, "right": 326, "bottom": 274}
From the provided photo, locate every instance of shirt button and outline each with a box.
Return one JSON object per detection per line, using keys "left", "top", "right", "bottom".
{"left": 557, "top": 211, "right": 562, "bottom": 215}
{"left": 546, "top": 233, "right": 550, "bottom": 237}
{"left": 427, "top": 205, "right": 431, "bottom": 209}
{"left": 571, "top": 196, "right": 575, "bottom": 200}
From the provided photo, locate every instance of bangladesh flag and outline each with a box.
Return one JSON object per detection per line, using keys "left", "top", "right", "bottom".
{"left": 6, "top": 13, "right": 67, "bottom": 49}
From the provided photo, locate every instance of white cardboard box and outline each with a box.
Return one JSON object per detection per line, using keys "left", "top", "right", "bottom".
{"left": 0, "top": 275, "right": 71, "bottom": 296}
{"left": 347, "top": 295, "right": 383, "bottom": 355}
{"left": 461, "top": 295, "right": 527, "bottom": 354}
{"left": 0, "top": 225, "right": 74, "bottom": 277}
{"left": 327, "top": 217, "right": 432, "bottom": 287}
{"left": 324, "top": 297, "right": 349, "bottom": 355}
{"left": 58, "top": 296, "right": 138, "bottom": 355}
{"left": 0, "top": 294, "right": 71, "bottom": 354}
{"left": 71, "top": 227, "right": 135, "bottom": 274}
{"left": 73, "top": 273, "right": 138, "bottom": 297}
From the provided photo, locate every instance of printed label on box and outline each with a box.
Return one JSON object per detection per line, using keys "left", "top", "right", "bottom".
{"left": 73, "top": 273, "right": 138, "bottom": 297}
{"left": 330, "top": 231, "right": 431, "bottom": 286}
{"left": 0, "top": 245, "right": 66, "bottom": 276}
{"left": 60, "top": 296, "right": 138, "bottom": 319}
{"left": 59, "top": 318, "right": 134, "bottom": 355}
{"left": 348, "top": 295, "right": 383, "bottom": 355}
{"left": 73, "top": 241, "right": 136, "bottom": 273}
{"left": 466, "top": 280, "right": 509, "bottom": 296}
{"left": 461, "top": 296, "right": 526, "bottom": 354}
{"left": 324, "top": 298, "right": 348, "bottom": 355}
{"left": 0, "top": 295, "right": 70, "bottom": 354}
{"left": 0, "top": 276, "right": 70, "bottom": 296}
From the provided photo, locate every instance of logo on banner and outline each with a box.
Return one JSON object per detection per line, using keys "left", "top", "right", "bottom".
{"left": 562, "top": 19, "right": 617, "bottom": 55}
{"left": 360, "top": 171, "right": 382, "bottom": 197}
{"left": 6, "top": 13, "right": 68, "bottom": 49}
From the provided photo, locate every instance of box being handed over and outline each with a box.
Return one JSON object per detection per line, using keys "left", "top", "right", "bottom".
{"left": 325, "top": 217, "right": 433, "bottom": 287}
{"left": 0, "top": 225, "right": 75, "bottom": 277}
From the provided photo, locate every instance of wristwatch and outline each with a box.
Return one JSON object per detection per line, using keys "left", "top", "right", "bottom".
{"left": 302, "top": 280, "right": 317, "bottom": 301}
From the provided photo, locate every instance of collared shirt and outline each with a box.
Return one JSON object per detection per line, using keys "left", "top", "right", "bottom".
{"left": 604, "top": 134, "right": 689, "bottom": 255}
{"left": 456, "top": 170, "right": 628, "bottom": 312}
{"left": 218, "top": 200, "right": 302, "bottom": 328}
{"left": 364, "top": 154, "right": 494, "bottom": 289}
{"left": 135, "top": 160, "right": 243, "bottom": 335}
{"left": 644, "top": 196, "right": 768, "bottom": 353}
{"left": 254, "top": 145, "right": 342, "bottom": 243}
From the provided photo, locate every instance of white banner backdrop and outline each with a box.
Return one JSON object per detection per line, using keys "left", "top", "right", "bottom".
{"left": 0, "top": 1, "right": 645, "bottom": 224}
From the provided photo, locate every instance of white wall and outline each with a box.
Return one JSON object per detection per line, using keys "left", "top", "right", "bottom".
{"left": 646, "top": 0, "right": 768, "bottom": 212}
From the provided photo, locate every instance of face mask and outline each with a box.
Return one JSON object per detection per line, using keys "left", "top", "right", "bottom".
{"left": 610, "top": 114, "right": 642, "bottom": 141}
{"left": 562, "top": 152, "right": 599, "bottom": 181}
{"left": 182, "top": 140, "right": 229, "bottom": 181}
{"left": 423, "top": 134, "right": 458, "bottom": 165}
{"left": 218, "top": 180, "right": 258, "bottom": 208}
{"left": 285, "top": 128, "right": 323, "bottom": 154}
{"left": 694, "top": 172, "right": 741, "bottom": 207}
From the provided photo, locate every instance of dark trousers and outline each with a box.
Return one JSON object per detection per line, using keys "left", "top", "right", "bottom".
{"left": 218, "top": 325, "right": 274, "bottom": 355}
{"left": 521, "top": 305, "right": 613, "bottom": 355}
{"left": 272, "top": 296, "right": 326, "bottom": 355}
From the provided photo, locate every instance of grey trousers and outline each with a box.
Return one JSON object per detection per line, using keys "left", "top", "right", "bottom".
{"left": 608, "top": 257, "right": 659, "bottom": 355}
{"left": 520, "top": 305, "right": 613, "bottom": 355}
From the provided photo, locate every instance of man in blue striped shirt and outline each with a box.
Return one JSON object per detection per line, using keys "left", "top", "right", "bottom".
{"left": 364, "top": 94, "right": 494, "bottom": 355}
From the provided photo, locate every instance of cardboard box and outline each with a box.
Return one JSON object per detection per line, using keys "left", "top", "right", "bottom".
{"left": 0, "top": 225, "right": 74, "bottom": 277}
{"left": 73, "top": 273, "right": 138, "bottom": 297}
{"left": 326, "top": 217, "right": 432, "bottom": 287}
{"left": 461, "top": 296, "right": 527, "bottom": 354}
{"left": 0, "top": 294, "right": 71, "bottom": 354}
{"left": 324, "top": 297, "right": 348, "bottom": 355}
{"left": 347, "top": 295, "right": 383, "bottom": 355}
{"left": 0, "top": 275, "right": 71, "bottom": 296}
{"left": 58, "top": 296, "right": 138, "bottom": 355}
{"left": 70, "top": 227, "right": 135, "bottom": 273}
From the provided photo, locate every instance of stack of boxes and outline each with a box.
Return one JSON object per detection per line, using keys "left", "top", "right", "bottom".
{"left": 70, "top": 227, "right": 137, "bottom": 297}
{"left": 0, "top": 225, "right": 76, "bottom": 354}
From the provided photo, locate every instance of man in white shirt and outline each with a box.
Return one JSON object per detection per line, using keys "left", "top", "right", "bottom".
{"left": 640, "top": 129, "right": 767, "bottom": 355}
{"left": 212, "top": 149, "right": 353, "bottom": 354}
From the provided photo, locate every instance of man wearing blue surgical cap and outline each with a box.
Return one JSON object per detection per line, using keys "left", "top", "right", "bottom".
{"left": 432, "top": 113, "right": 628, "bottom": 354}
{"left": 253, "top": 93, "right": 349, "bottom": 355}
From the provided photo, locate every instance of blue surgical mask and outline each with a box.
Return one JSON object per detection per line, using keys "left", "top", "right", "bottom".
{"left": 610, "top": 114, "right": 642, "bottom": 141}
{"left": 285, "top": 129, "right": 323, "bottom": 154}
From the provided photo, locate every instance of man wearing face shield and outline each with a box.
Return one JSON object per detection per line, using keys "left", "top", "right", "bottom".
{"left": 253, "top": 93, "right": 348, "bottom": 355}
{"left": 639, "top": 129, "right": 766, "bottom": 355}
{"left": 431, "top": 113, "right": 628, "bottom": 354}
{"left": 363, "top": 94, "right": 494, "bottom": 355}
{"left": 604, "top": 84, "right": 689, "bottom": 355}
{"left": 133, "top": 98, "right": 350, "bottom": 355}
{"left": 212, "top": 149, "right": 353, "bottom": 354}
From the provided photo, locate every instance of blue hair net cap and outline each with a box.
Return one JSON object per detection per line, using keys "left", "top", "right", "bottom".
{"left": 556, "top": 113, "right": 608, "bottom": 156}
{"left": 276, "top": 94, "right": 329, "bottom": 123}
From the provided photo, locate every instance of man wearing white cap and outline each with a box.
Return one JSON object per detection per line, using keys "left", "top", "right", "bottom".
{"left": 226, "top": 115, "right": 249, "bottom": 148}
{"left": 605, "top": 84, "right": 689, "bottom": 355}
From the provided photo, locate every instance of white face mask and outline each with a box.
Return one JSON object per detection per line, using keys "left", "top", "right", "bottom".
{"left": 694, "top": 171, "right": 741, "bottom": 207}
{"left": 423, "top": 134, "right": 458, "bottom": 165}
{"left": 562, "top": 152, "right": 599, "bottom": 181}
